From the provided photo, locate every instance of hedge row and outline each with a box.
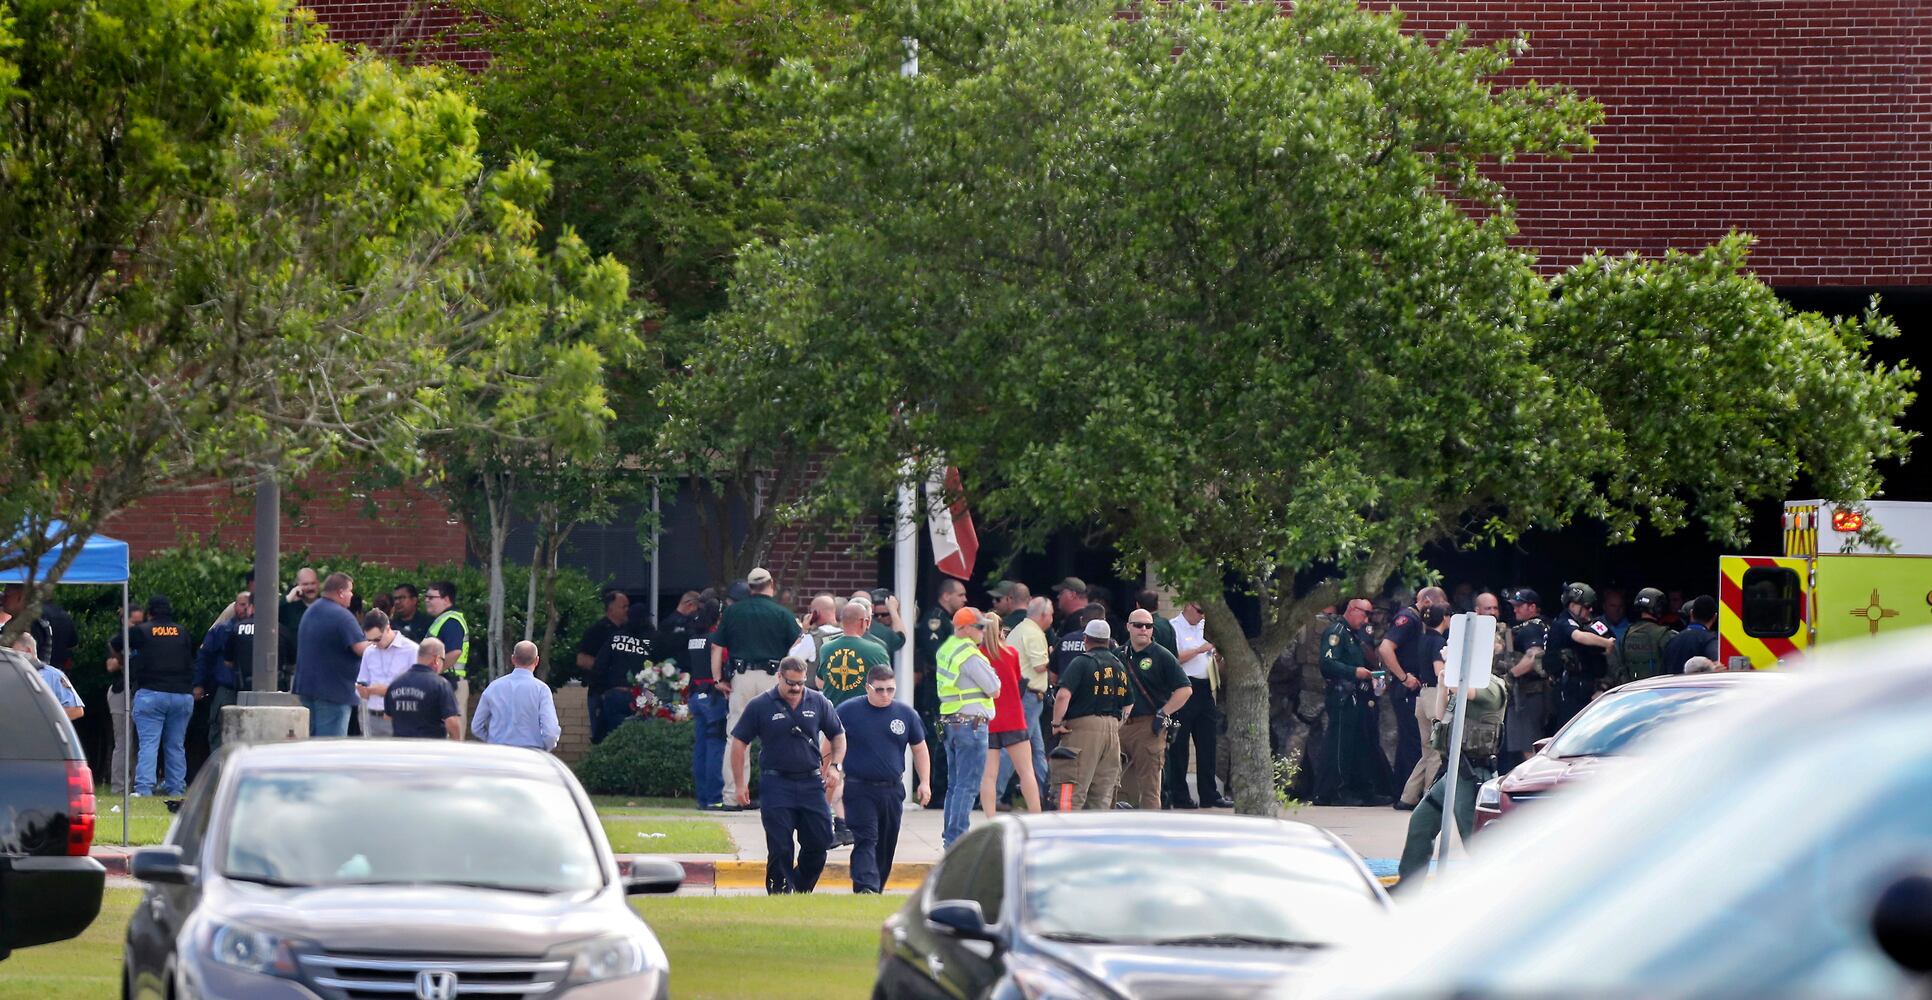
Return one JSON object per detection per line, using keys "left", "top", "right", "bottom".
{"left": 574, "top": 718, "right": 760, "bottom": 799}
{"left": 51, "top": 545, "right": 605, "bottom": 697}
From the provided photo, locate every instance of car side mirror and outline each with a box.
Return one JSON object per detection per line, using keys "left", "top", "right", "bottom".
{"left": 927, "top": 900, "right": 999, "bottom": 944}
{"left": 1871, "top": 872, "right": 1932, "bottom": 975}
{"left": 623, "top": 857, "right": 686, "bottom": 895}
{"left": 131, "top": 845, "right": 197, "bottom": 886}
{"left": 1531, "top": 737, "right": 1552, "bottom": 754}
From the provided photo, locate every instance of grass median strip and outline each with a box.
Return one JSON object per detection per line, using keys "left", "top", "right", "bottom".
{"left": 601, "top": 816, "right": 734, "bottom": 854}
{"left": 2, "top": 889, "right": 897, "bottom": 1000}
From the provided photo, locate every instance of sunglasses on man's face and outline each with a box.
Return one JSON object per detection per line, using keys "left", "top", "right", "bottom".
{"left": 1128, "top": 621, "right": 1154, "bottom": 629}
{"left": 779, "top": 679, "right": 806, "bottom": 690}
{"left": 870, "top": 685, "right": 897, "bottom": 695}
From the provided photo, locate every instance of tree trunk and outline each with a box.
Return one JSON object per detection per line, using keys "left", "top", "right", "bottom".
{"left": 538, "top": 523, "right": 569, "bottom": 679}
{"left": 483, "top": 471, "right": 514, "bottom": 685}
{"left": 1202, "top": 593, "right": 1274, "bottom": 816}
{"left": 523, "top": 508, "right": 545, "bottom": 643}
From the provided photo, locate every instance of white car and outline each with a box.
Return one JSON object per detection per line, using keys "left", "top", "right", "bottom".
{"left": 1297, "top": 627, "right": 1932, "bottom": 1000}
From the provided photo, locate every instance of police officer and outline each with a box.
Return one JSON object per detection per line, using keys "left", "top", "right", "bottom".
{"left": 1048, "top": 619, "right": 1129, "bottom": 810}
{"left": 1118, "top": 608, "right": 1191, "bottom": 810}
{"left": 916, "top": 579, "right": 967, "bottom": 799}
{"left": 836, "top": 665, "right": 931, "bottom": 893}
{"left": 1312, "top": 599, "right": 1394, "bottom": 806}
{"left": 1381, "top": 586, "right": 1447, "bottom": 811}
{"left": 714, "top": 568, "right": 802, "bottom": 806}
{"left": 1547, "top": 582, "right": 1614, "bottom": 731}
{"left": 727, "top": 657, "right": 845, "bottom": 894}
{"left": 587, "top": 591, "right": 653, "bottom": 744}
{"left": 1500, "top": 589, "right": 1550, "bottom": 771}
{"left": 193, "top": 590, "right": 256, "bottom": 751}
{"left": 423, "top": 580, "right": 470, "bottom": 726}
{"left": 111, "top": 595, "right": 196, "bottom": 798}
{"left": 577, "top": 588, "right": 632, "bottom": 743}
{"left": 1609, "top": 587, "right": 1677, "bottom": 687}
{"left": 1395, "top": 648, "right": 1509, "bottom": 886}
{"left": 682, "top": 597, "right": 728, "bottom": 809}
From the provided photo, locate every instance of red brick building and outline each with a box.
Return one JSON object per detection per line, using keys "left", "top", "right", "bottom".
{"left": 112, "top": 0, "right": 1932, "bottom": 603}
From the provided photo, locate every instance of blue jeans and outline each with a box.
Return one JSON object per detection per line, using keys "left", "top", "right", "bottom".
{"left": 132, "top": 689, "right": 192, "bottom": 796}
{"left": 996, "top": 689, "right": 1049, "bottom": 798}
{"left": 689, "top": 687, "right": 728, "bottom": 807}
{"left": 941, "top": 720, "right": 989, "bottom": 847}
{"left": 594, "top": 688, "right": 633, "bottom": 743}
{"left": 302, "top": 696, "right": 354, "bottom": 737}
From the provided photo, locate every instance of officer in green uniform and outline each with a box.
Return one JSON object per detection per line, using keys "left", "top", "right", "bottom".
{"left": 1608, "top": 587, "right": 1677, "bottom": 687}
{"left": 1312, "top": 599, "right": 1392, "bottom": 807}
{"left": 1048, "top": 620, "right": 1129, "bottom": 810}
{"left": 1396, "top": 662, "right": 1509, "bottom": 886}
{"left": 713, "top": 568, "right": 803, "bottom": 806}
{"left": 915, "top": 579, "right": 967, "bottom": 799}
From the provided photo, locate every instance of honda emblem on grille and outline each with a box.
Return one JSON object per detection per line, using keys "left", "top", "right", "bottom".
{"left": 415, "top": 970, "right": 459, "bottom": 1000}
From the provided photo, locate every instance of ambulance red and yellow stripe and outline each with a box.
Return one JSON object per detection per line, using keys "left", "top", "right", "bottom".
{"left": 1717, "top": 555, "right": 1810, "bottom": 669}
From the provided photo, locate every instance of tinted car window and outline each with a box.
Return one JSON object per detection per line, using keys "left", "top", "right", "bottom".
{"left": 0, "top": 651, "right": 74, "bottom": 760}
{"left": 1547, "top": 687, "right": 1727, "bottom": 758}
{"left": 221, "top": 770, "right": 601, "bottom": 893}
{"left": 168, "top": 761, "right": 223, "bottom": 862}
{"left": 1023, "top": 835, "right": 1384, "bottom": 946}
{"left": 963, "top": 828, "right": 1006, "bottom": 924}
{"left": 931, "top": 828, "right": 992, "bottom": 905}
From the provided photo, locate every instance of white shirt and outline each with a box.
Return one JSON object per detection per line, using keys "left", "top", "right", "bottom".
{"left": 1171, "top": 613, "right": 1211, "bottom": 680}
{"left": 356, "top": 634, "right": 418, "bottom": 712}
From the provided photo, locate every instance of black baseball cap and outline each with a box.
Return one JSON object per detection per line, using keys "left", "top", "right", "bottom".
{"left": 1508, "top": 588, "right": 1541, "bottom": 607}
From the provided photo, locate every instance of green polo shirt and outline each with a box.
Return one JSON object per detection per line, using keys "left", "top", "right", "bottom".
{"left": 713, "top": 593, "right": 800, "bottom": 662}
{"left": 1152, "top": 616, "right": 1178, "bottom": 657}
{"left": 868, "top": 622, "right": 907, "bottom": 656}
{"left": 817, "top": 634, "right": 890, "bottom": 705}
{"left": 1123, "top": 641, "right": 1189, "bottom": 714}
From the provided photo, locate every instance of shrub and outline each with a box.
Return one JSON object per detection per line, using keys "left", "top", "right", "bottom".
{"left": 56, "top": 545, "right": 605, "bottom": 697}
{"left": 575, "top": 718, "right": 757, "bottom": 799}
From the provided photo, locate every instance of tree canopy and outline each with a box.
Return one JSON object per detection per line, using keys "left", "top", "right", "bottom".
{"left": 716, "top": 0, "right": 1919, "bottom": 809}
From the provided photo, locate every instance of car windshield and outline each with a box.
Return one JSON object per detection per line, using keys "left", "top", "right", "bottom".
{"left": 1546, "top": 686, "right": 1728, "bottom": 758}
{"left": 221, "top": 770, "right": 602, "bottom": 894}
{"left": 1023, "top": 836, "right": 1384, "bottom": 947}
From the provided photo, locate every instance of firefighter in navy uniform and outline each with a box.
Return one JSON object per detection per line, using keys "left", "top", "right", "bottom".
{"left": 1547, "top": 582, "right": 1615, "bottom": 732}
{"left": 727, "top": 657, "right": 845, "bottom": 894}
{"left": 1312, "top": 599, "right": 1394, "bottom": 807}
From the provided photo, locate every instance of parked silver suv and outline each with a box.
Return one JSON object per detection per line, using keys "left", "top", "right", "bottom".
{"left": 124, "top": 739, "right": 680, "bottom": 1000}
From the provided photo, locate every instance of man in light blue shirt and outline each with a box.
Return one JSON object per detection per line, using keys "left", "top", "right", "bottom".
{"left": 18, "top": 634, "right": 83, "bottom": 721}
{"left": 472, "top": 640, "right": 561, "bottom": 751}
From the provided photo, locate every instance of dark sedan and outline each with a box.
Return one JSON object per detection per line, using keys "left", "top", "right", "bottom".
{"left": 124, "top": 739, "right": 682, "bottom": 1000}
{"left": 875, "top": 812, "right": 1391, "bottom": 1000}
{"left": 1472, "top": 672, "right": 1776, "bottom": 833}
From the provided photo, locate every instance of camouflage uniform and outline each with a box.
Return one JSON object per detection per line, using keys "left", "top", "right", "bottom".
{"left": 1397, "top": 676, "right": 1509, "bottom": 885}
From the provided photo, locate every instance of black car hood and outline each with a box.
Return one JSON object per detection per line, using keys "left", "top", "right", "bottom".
{"left": 213, "top": 882, "right": 628, "bottom": 955}
{"left": 1040, "top": 941, "right": 1322, "bottom": 1000}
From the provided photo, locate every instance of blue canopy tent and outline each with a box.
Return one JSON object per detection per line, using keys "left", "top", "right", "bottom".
{"left": 0, "top": 521, "right": 132, "bottom": 844}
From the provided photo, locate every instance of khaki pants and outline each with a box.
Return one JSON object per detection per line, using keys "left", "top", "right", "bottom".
{"left": 1060, "top": 716, "right": 1122, "bottom": 811}
{"left": 1117, "top": 714, "right": 1168, "bottom": 810}
{"left": 452, "top": 678, "right": 471, "bottom": 737}
{"left": 107, "top": 685, "right": 130, "bottom": 794}
{"left": 725, "top": 670, "right": 779, "bottom": 797}
{"left": 360, "top": 705, "right": 394, "bottom": 738}
{"left": 1401, "top": 685, "right": 1444, "bottom": 806}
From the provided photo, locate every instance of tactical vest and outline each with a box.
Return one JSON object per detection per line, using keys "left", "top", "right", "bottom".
{"left": 1620, "top": 621, "right": 1675, "bottom": 683}
{"left": 428, "top": 610, "right": 469, "bottom": 677}
{"left": 936, "top": 635, "right": 994, "bottom": 717}
{"left": 1465, "top": 683, "right": 1508, "bottom": 759}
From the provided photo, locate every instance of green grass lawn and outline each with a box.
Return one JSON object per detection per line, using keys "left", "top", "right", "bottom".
{"left": 601, "top": 816, "right": 734, "bottom": 855}
{"left": 92, "top": 788, "right": 174, "bottom": 847}
{"left": 0, "top": 889, "right": 898, "bottom": 1000}
{"left": 588, "top": 794, "right": 703, "bottom": 814}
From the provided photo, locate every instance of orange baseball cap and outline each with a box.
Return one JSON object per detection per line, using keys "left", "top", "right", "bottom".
{"left": 952, "top": 607, "right": 984, "bottom": 629}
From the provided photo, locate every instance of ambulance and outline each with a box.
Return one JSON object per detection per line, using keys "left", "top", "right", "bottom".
{"left": 1718, "top": 500, "right": 1932, "bottom": 669}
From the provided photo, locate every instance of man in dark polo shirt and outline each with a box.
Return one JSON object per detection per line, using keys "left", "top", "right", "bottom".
{"left": 713, "top": 567, "right": 800, "bottom": 804}
{"left": 836, "top": 665, "right": 929, "bottom": 893}
{"left": 1379, "top": 586, "right": 1446, "bottom": 809}
{"left": 388, "top": 583, "right": 431, "bottom": 644}
{"left": 728, "top": 658, "right": 844, "bottom": 894}
{"left": 1118, "top": 607, "right": 1192, "bottom": 810}
{"left": 384, "top": 637, "right": 463, "bottom": 739}
{"left": 291, "top": 572, "right": 371, "bottom": 738}
{"left": 578, "top": 588, "right": 648, "bottom": 744}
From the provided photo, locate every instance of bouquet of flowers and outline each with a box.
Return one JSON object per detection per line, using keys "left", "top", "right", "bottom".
{"left": 630, "top": 660, "right": 692, "bottom": 722}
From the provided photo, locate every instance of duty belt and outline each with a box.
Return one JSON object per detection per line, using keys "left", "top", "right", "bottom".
{"left": 763, "top": 768, "right": 822, "bottom": 779}
{"left": 732, "top": 659, "right": 781, "bottom": 675}
{"left": 941, "top": 715, "right": 988, "bottom": 729}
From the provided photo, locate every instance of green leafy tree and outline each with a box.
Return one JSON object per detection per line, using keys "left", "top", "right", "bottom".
{"left": 454, "top": 0, "right": 866, "bottom": 587}
{"left": 719, "top": 0, "right": 1918, "bottom": 811}
{"left": 0, "top": 0, "right": 628, "bottom": 631}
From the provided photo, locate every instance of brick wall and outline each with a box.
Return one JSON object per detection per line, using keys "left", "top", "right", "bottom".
{"left": 306, "top": 0, "right": 1932, "bottom": 288}
{"left": 765, "top": 518, "right": 885, "bottom": 607}
{"left": 104, "top": 475, "right": 467, "bottom": 568}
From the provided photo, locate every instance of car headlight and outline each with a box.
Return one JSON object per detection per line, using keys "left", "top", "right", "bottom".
{"left": 1007, "top": 955, "right": 1117, "bottom": 1000}
{"left": 1475, "top": 777, "right": 1502, "bottom": 811}
{"left": 562, "top": 932, "right": 656, "bottom": 984}
{"left": 206, "top": 921, "right": 301, "bottom": 978}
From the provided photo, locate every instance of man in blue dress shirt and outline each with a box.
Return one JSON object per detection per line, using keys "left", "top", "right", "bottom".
{"left": 472, "top": 641, "right": 561, "bottom": 751}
